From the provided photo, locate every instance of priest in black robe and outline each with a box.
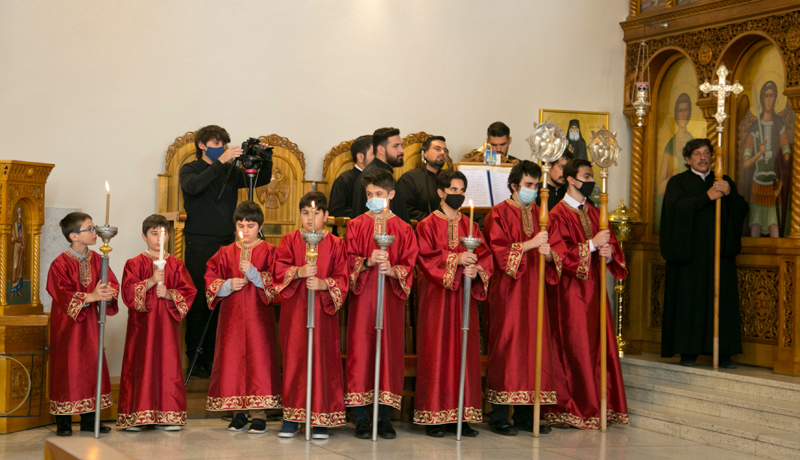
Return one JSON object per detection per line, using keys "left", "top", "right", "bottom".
{"left": 328, "top": 134, "right": 373, "bottom": 234}
{"left": 660, "top": 138, "right": 749, "bottom": 369}
{"left": 397, "top": 135, "right": 447, "bottom": 222}
{"left": 351, "top": 127, "right": 411, "bottom": 224}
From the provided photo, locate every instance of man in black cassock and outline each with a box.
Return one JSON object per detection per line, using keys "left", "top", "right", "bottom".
{"left": 351, "top": 127, "right": 411, "bottom": 224}
{"left": 535, "top": 150, "right": 573, "bottom": 210}
{"left": 660, "top": 138, "right": 748, "bottom": 369}
{"left": 328, "top": 134, "right": 373, "bottom": 234}
{"left": 397, "top": 135, "right": 447, "bottom": 222}
{"left": 567, "top": 120, "right": 588, "bottom": 161}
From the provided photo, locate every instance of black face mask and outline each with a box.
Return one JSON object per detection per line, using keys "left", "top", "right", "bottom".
{"left": 573, "top": 179, "right": 595, "bottom": 198}
{"left": 443, "top": 193, "right": 466, "bottom": 210}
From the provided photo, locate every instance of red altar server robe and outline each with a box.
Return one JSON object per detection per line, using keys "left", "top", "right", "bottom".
{"left": 544, "top": 200, "right": 629, "bottom": 429}
{"left": 274, "top": 230, "right": 348, "bottom": 426}
{"left": 204, "top": 240, "right": 281, "bottom": 412}
{"left": 413, "top": 210, "right": 493, "bottom": 425}
{"left": 344, "top": 213, "right": 418, "bottom": 410}
{"left": 117, "top": 252, "right": 196, "bottom": 427}
{"left": 483, "top": 199, "right": 558, "bottom": 406}
{"left": 46, "top": 249, "right": 119, "bottom": 415}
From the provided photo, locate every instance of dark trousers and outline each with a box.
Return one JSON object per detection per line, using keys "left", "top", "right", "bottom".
{"left": 352, "top": 404, "right": 394, "bottom": 423}
{"left": 488, "top": 403, "right": 533, "bottom": 425}
{"left": 55, "top": 412, "right": 96, "bottom": 428}
{"left": 184, "top": 239, "right": 230, "bottom": 367}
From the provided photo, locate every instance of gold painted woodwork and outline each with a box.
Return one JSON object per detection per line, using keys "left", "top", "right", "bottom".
{"left": 459, "top": 149, "right": 519, "bottom": 166}
{"left": 621, "top": 2, "right": 800, "bottom": 374}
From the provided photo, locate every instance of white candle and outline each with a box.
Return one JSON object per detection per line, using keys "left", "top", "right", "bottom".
{"left": 311, "top": 201, "right": 317, "bottom": 232}
{"left": 104, "top": 181, "right": 110, "bottom": 225}
{"left": 469, "top": 200, "right": 474, "bottom": 238}
{"left": 158, "top": 227, "right": 165, "bottom": 260}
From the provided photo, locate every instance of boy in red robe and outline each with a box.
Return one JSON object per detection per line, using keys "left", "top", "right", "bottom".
{"left": 274, "top": 192, "right": 348, "bottom": 439}
{"left": 47, "top": 212, "right": 119, "bottom": 436}
{"left": 544, "top": 158, "right": 629, "bottom": 429}
{"left": 483, "top": 160, "right": 557, "bottom": 436}
{"left": 204, "top": 201, "right": 281, "bottom": 433}
{"left": 345, "top": 169, "right": 418, "bottom": 439}
{"left": 414, "top": 169, "right": 493, "bottom": 438}
{"left": 118, "top": 215, "right": 196, "bottom": 431}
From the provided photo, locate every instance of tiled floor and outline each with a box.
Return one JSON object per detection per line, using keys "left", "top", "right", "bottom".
{"left": 2, "top": 419, "right": 766, "bottom": 459}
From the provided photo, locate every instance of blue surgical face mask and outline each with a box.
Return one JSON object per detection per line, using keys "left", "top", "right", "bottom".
{"left": 205, "top": 146, "right": 225, "bottom": 162}
{"left": 366, "top": 198, "right": 387, "bottom": 214}
{"left": 518, "top": 186, "right": 538, "bottom": 205}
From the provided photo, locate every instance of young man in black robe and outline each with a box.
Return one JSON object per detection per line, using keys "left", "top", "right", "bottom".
{"left": 328, "top": 134, "right": 373, "bottom": 234}
{"left": 659, "top": 138, "right": 748, "bottom": 368}
{"left": 535, "top": 150, "right": 573, "bottom": 210}
{"left": 397, "top": 136, "right": 447, "bottom": 222}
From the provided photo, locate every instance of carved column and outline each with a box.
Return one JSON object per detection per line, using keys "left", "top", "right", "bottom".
{"left": 0, "top": 227, "right": 7, "bottom": 307}
{"left": 625, "top": 108, "right": 648, "bottom": 216}
{"left": 31, "top": 225, "right": 41, "bottom": 306}
{"left": 174, "top": 224, "right": 185, "bottom": 261}
{"left": 628, "top": 0, "right": 639, "bottom": 17}
{"left": 786, "top": 94, "right": 800, "bottom": 238}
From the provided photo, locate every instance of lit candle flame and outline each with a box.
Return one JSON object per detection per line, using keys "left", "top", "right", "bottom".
{"left": 239, "top": 231, "right": 244, "bottom": 241}
{"left": 469, "top": 199, "right": 473, "bottom": 207}
{"left": 105, "top": 181, "right": 110, "bottom": 192}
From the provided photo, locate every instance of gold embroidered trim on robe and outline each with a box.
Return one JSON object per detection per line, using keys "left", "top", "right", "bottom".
{"left": 372, "top": 212, "right": 395, "bottom": 234}
{"left": 486, "top": 389, "right": 557, "bottom": 405}
{"left": 64, "top": 250, "right": 93, "bottom": 288}
{"left": 133, "top": 281, "right": 148, "bottom": 313}
{"left": 577, "top": 242, "right": 591, "bottom": 281}
{"left": 325, "top": 277, "right": 344, "bottom": 311}
{"left": 443, "top": 252, "right": 459, "bottom": 291}
{"left": 116, "top": 409, "right": 188, "bottom": 427}
{"left": 276, "top": 266, "right": 299, "bottom": 294}
{"left": 206, "top": 394, "right": 282, "bottom": 411}
{"left": 476, "top": 265, "right": 489, "bottom": 297}
{"left": 544, "top": 409, "right": 629, "bottom": 430}
{"left": 282, "top": 407, "right": 346, "bottom": 427}
{"left": 67, "top": 292, "right": 89, "bottom": 321}
{"left": 350, "top": 257, "right": 365, "bottom": 289}
{"left": 344, "top": 390, "right": 403, "bottom": 410}
{"left": 506, "top": 242, "right": 524, "bottom": 279}
{"left": 260, "top": 271, "right": 278, "bottom": 303}
{"left": 433, "top": 210, "right": 461, "bottom": 250}
{"left": 505, "top": 198, "right": 534, "bottom": 237}
{"left": 413, "top": 407, "right": 482, "bottom": 425}
{"left": 206, "top": 278, "right": 225, "bottom": 307}
{"left": 552, "top": 251, "right": 563, "bottom": 279}
{"left": 169, "top": 289, "right": 189, "bottom": 318}
{"left": 237, "top": 240, "right": 263, "bottom": 275}
{"left": 392, "top": 265, "right": 411, "bottom": 297}
{"left": 50, "top": 393, "right": 112, "bottom": 415}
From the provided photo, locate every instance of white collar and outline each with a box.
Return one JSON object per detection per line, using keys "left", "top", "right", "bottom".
{"left": 355, "top": 165, "right": 363, "bottom": 172}
{"left": 563, "top": 192, "right": 586, "bottom": 209}
{"left": 691, "top": 168, "right": 710, "bottom": 180}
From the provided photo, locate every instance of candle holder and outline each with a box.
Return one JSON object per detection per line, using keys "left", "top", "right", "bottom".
{"left": 299, "top": 229, "right": 324, "bottom": 441}
{"left": 370, "top": 232, "right": 396, "bottom": 442}
{"left": 91, "top": 224, "right": 117, "bottom": 438}
{"left": 455, "top": 235, "right": 481, "bottom": 441}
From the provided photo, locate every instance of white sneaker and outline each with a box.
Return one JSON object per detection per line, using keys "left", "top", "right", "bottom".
{"left": 156, "top": 425, "right": 181, "bottom": 431}
{"left": 124, "top": 426, "right": 143, "bottom": 432}
{"left": 312, "top": 427, "right": 329, "bottom": 439}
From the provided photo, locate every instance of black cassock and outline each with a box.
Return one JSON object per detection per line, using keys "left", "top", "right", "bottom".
{"left": 659, "top": 169, "right": 749, "bottom": 357}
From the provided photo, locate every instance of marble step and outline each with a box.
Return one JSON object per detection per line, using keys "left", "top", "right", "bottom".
{"left": 628, "top": 399, "right": 800, "bottom": 460}
{"left": 620, "top": 357, "right": 800, "bottom": 403}
{"left": 624, "top": 374, "right": 800, "bottom": 434}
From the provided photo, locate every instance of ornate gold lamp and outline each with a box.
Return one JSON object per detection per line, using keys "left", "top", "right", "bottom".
{"left": 608, "top": 200, "right": 647, "bottom": 356}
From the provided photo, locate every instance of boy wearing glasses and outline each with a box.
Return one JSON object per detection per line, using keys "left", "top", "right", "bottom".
{"left": 46, "top": 212, "right": 119, "bottom": 436}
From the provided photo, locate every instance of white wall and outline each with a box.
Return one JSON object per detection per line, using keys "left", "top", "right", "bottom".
{"left": 0, "top": 0, "right": 631, "bottom": 375}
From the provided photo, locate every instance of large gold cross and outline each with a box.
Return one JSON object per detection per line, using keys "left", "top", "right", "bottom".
{"left": 699, "top": 64, "right": 744, "bottom": 133}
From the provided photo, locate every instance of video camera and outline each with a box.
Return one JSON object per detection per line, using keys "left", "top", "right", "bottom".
{"left": 239, "top": 137, "right": 274, "bottom": 172}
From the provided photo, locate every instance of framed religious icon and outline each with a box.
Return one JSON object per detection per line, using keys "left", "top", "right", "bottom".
{"left": 734, "top": 42, "right": 794, "bottom": 238}
{"left": 539, "top": 109, "right": 610, "bottom": 201}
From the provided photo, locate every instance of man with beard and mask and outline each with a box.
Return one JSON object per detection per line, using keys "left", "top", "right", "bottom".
{"left": 397, "top": 135, "right": 448, "bottom": 222}
{"left": 179, "top": 124, "right": 272, "bottom": 378}
{"left": 660, "top": 138, "right": 748, "bottom": 368}
{"left": 567, "top": 120, "right": 588, "bottom": 161}
{"left": 544, "top": 158, "right": 629, "bottom": 430}
{"left": 535, "top": 150, "right": 574, "bottom": 210}
{"left": 351, "top": 127, "right": 411, "bottom": 224}
{"left": 487, "top": 122, "right": 519, "bottom": 161}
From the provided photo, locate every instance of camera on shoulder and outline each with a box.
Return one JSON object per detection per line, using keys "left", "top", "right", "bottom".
{"left": 239, "top": 138, "right": 274, "bottom": 172}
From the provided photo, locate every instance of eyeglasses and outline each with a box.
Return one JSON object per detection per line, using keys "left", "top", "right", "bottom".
{"left": 73, "top": 227, "right": 96, "bottom": 235}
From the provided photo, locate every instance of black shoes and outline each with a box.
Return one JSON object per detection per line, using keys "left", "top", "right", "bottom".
{"left": 425, "top": 425, "right": 445, "bottom": 437}
{"left": 489, "top": 419, "right": 518, "bottom": 436}
{"left": 514, "top": 419, "right": 552, "bottom": 434}
{"left": 354, "top": 419, "right": 371, "bottom": 439}
{"left": 227, "top": 413, "right": 249, "bottom": 432}
{"left": 191, "top": 362, "right": 211, "bottom": 378}
{"left": 679, "top": 354, "right": 698, "bottom": 367}
{"left": 377, "top": 420, "right": 396, "bottom": 439}
{"left": 445, "top": 422, "right": 478, "bottom": 437}
{"left": 56, "top": 422, "right": 72, "bottom": 437}
{"left": 248, "top": 418, "right": 267, "bottom": 434}
{"left": 79, "top": 423, "right": 111, "bottom": 433}
{"left": 719, "top": 355, "right": 738, "bottom": 369}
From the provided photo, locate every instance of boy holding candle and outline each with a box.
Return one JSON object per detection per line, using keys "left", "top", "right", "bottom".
{"left": 118, "top": 215, "right": 197, "bottom": 431}
{"left": 204, "top": 201, "right": 281, "bottom": 433}
{"left": 47, "top": 212, "right": 119, "bottom": 436}
{"left": 413, "top": 169, "right": 493, "bottom": 438}
{"left": 273, "top": 192, "right": 349, "bottom": 439}
{"left": 344, "top": 169, "right": 418, "bottom": 439}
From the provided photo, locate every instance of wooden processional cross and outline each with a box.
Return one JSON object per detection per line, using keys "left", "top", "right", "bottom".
{"left": 699, "top": 64, "right": 743, "bottom": 370}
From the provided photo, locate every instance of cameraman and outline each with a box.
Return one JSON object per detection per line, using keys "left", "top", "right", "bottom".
{"left": 179, "top": 125, "right": 272, "bottom": 377}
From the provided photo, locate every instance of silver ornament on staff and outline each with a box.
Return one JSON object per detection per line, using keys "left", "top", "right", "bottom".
{"left": 699, "top": 64, "right": 743, "bottom": 371}
{"left": 93, "top": 224, "right": 118, "bottom": 438}
{"left": 525, "top": 119, "right": 567, "bottom": 438}
{"left": 455, "top": 235, "right": 481, "bottom": 441}
{"left": 371, "top": 224, "right": 395, "bottom": 442}
{"left": 587, "top": 127, "right": 622, "bottom": 432}
{"left": 300, "top": 229, "right": 324, "bottom": 441}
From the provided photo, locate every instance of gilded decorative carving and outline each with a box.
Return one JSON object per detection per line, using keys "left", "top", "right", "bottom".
{"left": 322, "top": 139, "right": 354, "bottom": 180}
{"left": 787, "top": 27, "right": 800, "bottom": 51}
{"left": 460, "top": 149, "right": 519, "bottom": 165}
{"left": 164, "top": 131, "right": 195, "bottom": 175}
{"left": 257, "top": 134, "right": 307, "bottom": 175}
{"left": 625, "top": 111, "right": 646, "bottom": 216}
{"left": 698, "top": 44, "right": 713, "bottom": 64}
{"left": 3, "top": 164, "right": 52, "bottom": 182}
{"left": 257, "top": 168, "right": 290, "bottom": 209}
{"left": 622, "top": 0, "right": 781, "bottom": 33}
{"left": 784, "top": 261, "right": 794, "bottom": 348}
{"left": 31, "top": 228, "right": 41, "bottom": 305}
{"left": 402, "top": 132, "right": 431, "bottom": 148}
{"left": 7, "top": 184, "right": 44, "bottom": 217}
{"left": 0, "top": 236, "right": 7, "bottom": 305}
{"left": 629, "top": 0, "right": 639, "bottom": 17}
{"left": 738, "top": 267, "right": 779, "bottom": 342}
{"left": 173, "top": 226, "right": 185, "bottom": 261}
{"left": 11, "top": 367, "right": 28, "bottom": 400}
{"left": 788, "top": 100, "right": 800, "bottom": 238}
{"left": 650, "top": 263, "right": 666, "bottom": 328}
